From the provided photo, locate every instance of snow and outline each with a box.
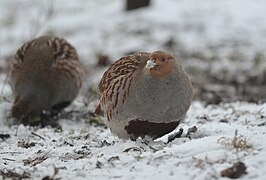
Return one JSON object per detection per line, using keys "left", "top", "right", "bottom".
{"left": 0, "top": 0, "right": 266, "bottom": 179}
{"left": 1, "top": 101, "right": 265, "bottom": 179}
{"left": 146, "top": 59, "right": 157, "bottom": 69}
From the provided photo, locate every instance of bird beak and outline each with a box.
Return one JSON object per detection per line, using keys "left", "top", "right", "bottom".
{"left": 145, "top": 59, "right": 157, "bottom": 69}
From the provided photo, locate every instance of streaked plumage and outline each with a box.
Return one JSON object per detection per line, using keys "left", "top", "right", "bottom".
{"left": 97, "top": 51, "right": 193, "bottom": 139}
{"left": 10, "top": 36, "right": 84, "bottom": 122}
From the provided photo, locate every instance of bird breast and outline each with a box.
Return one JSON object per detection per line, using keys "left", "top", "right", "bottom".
{"left": 113, "top": 67, "right": 192, "bottom": 123}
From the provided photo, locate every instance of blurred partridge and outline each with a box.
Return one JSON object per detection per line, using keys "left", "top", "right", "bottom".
{"left": 10, "top": 36, "right": 84, "bottom": 122}
{"left": 97, "top": 50, "right": 193, "bottom": 140}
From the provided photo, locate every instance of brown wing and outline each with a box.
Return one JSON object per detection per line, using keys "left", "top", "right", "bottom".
{"left": 12, "top": 36, "right": 84, "bottom": 89}
{"left": 48, "top": 37, "right": 79, "bottom": 63}
{"left": 98, "top": 52, "right": 150, "bottom": 93}
{"left": 10, "top": 38, "right": 38, "bottom": 91}
{"left": 97, "top": 52, "right": 150, "bottom": 121}
{"left": 13, "top": 41, "right": 33, "bottom": 64}
{"left": 49, "top": 37, "right": 84, "bottom": 88}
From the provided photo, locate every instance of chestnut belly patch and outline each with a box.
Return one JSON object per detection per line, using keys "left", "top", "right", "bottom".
{"left": 124, "top": 119, "right": 180, "bottom": 139}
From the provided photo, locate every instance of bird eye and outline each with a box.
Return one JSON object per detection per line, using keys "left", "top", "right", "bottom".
{"left": 161, "top": 58, "right": 166, "bottom": 62}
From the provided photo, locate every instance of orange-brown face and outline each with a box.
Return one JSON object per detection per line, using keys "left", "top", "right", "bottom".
{"left": 145, "top": 51, "right": 176, "bottom": 78}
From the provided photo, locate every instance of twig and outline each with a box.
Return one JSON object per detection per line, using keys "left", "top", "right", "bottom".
{"left": 2, "top": 158, "right": 15, "bottom": 161}
{"left": 64, "top": 140, "right": 74, "bottom": 147}
{"left": 31, "top": 0, "right": 55, "bottom": 38}
{"left": 0, "top": 152, "right": 24, "bottom": 155}
{"left": 31, "top": 132, "right": 45, "bottom": 140}
{"left": 167, "top": 128, "right": 184, "bottom": 143}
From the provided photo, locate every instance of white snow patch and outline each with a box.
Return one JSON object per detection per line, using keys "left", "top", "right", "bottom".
{"left": 145, "top": 59, "right": 157, "bottom": 69}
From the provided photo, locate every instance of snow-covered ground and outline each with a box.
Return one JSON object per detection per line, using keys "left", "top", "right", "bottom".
{"left": 1, "top": 100, "right": 265, "bottom": 180}
{"left": 0, "top": 0, "right": 266, "bottom": 179}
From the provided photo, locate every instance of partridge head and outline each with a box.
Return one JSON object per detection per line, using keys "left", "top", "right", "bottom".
{"left": 10, "top": 36, "right": 84, "bottom": 123}
{"left": 97, "top": 50, "right": 193, "bottom": 140}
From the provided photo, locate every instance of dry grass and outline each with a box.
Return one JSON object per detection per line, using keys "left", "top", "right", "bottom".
{"left": 217, "top": 130, "right": 252, "bottom": 151}
{"left": 23, "top": 150, "right": 50, "bottom": 167}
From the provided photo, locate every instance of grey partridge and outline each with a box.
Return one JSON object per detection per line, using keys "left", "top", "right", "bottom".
{"left": 10, "top": 36, "right": 84, "bottom": 122}
{"left": 97, "top": 50, "right": 193, "bottom": 140}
